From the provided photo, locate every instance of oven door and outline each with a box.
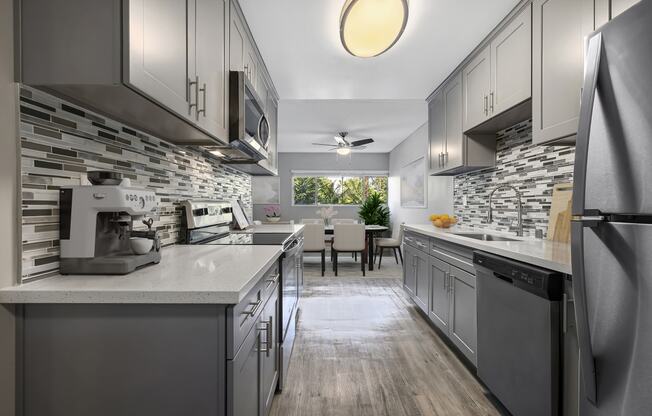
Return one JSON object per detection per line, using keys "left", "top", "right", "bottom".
{"left": 280, "top": 238, "right": 302, "bottom": 341}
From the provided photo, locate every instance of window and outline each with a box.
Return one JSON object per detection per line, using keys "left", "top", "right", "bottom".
{"left": 292, "top": 173, "right": 388, "bottom": 206}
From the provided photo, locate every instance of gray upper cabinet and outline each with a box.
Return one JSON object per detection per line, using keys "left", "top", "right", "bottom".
{"left": 230, "top": 9, "right": 246, "bottom": 72}
{"left": 429, "top": 73, "right": 495, "bottom": 176}
{"left": 127, "top": 0, "right": 190, "bottom": 121}
{"left": 192, "top": 0, "right": 230, "bottom": 140}
{"left": 462, "top": 46, "right": 492, "bottom": 131}
{"left": 532, "top": 0, "right": 594, "bottom": 145}
{"left": 429, "top": 257, "right": 450, "bottom": 333}
{"left": 443, "top": 74, "right": 464, "bottom": 170}
{"left": 448, "top": 265, "right": 477, "bottom": 365}
{"left": 463, "top": 5, "right": 532, "bottom": 133}
{"left": 428, "top": 91, "right": 445, "bottom": 172}
{"left": 490, "top": 5, "right": 531, "bottom": 115}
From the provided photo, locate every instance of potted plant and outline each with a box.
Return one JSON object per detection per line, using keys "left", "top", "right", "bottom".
{"left": 358, "top": 192, "right": 390, "bottom": 228}
{"left": 263, "top": 205, "right": 281, "bottom": 222}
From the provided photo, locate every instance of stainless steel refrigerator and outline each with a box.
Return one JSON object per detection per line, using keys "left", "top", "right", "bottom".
{"left": 572, "top": 1, "right": 652, "bottom": 415}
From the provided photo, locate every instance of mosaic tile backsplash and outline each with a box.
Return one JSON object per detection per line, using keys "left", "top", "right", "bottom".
{"left": 20, "top": 87, "right": 252, "bottom": 281}
{"left": 453, "top": 120, "right": 575, "bottom": 236}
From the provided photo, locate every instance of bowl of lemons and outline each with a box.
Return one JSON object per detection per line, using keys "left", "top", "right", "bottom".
{"left": 429, "top": 214, "right": 458, "bottom": 229}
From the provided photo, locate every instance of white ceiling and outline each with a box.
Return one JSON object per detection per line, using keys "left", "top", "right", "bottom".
{"left": 240, "top": 0, "right": 520, "bottom": 152}
{"left": 277, "top": 100, "right": 427, "bottom": 153}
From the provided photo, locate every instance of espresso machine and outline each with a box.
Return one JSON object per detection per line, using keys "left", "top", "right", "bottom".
{"left": 59, "top": 171, "right": 162, "bottom": 275}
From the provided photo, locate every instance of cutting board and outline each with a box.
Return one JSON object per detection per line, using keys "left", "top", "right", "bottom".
{"left": 547, "top": 183, "right": 573, "bottom": 243}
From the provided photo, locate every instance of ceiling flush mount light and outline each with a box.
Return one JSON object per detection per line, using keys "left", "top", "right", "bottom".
{"left": 340, "top": 0, "right": 409, "bottom": 58}
{"left": 336, "top": 147, "right": 352, "bottom": 156}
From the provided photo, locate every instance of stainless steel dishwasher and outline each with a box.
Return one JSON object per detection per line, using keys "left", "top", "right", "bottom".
{"left": 474, "top": 251, "right": 564, "bottom": 416}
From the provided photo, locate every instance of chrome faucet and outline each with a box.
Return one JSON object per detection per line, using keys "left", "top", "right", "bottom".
{"left": 488, "top": 185, "right": 523, "bottom": 237}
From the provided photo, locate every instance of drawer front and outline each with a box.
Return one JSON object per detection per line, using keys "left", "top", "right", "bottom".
{"left": 227, "top": 263, "right": 279, "bottom": 359}
{"left": 430, "top": 239, "right": 475, "bottom": 275}
{"left": 404, "top": 232, "right": 429, "bottom": 253}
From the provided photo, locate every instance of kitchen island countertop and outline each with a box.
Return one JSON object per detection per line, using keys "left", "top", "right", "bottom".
{"left": 0, "top": 245, "right": 283, "bottom": 304}
{"left": 403, "top": 224, "right": 572, "bottom": 274}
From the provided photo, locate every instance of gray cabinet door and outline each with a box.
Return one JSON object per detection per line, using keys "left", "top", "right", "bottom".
{"left": 403, "top": 245, "right": 416, "bottom": 296}
{"left": 490, "top": 5, "right": 531, "bottom": 115}
{"left": 194, "top": 0, "right": 229, "bottom": 140}
{"left": 462, "top": 46, "right": 491, "bottom": 131}
{"left": 532, "top": 0, "right": 594, "bottom": 145}
{"left": 245, "top": 38, "right": 258, "bottom": 88}
{"left": 228, "top": 322, "right": 260, "bottom": 416}
{"left": 429, "top": 256, "right": 450, "bottom": 333}
{"left": 126, "top": 0, "right": 191, "bottom": 120}
{"left": 229, "top": 7, "right": 246, "bottom": 72}
{"left": 443, "top": 73, "right": 464, "bottom": 170}
{"left": 428, "top": 90, "right": 445, "bottom": 173}
{"left": 413, "top": 250, "right": 429, "bottom": 313}
{"left": 449, "top": 265, "right": 477, "bottom": 365}
{"left": 260, "top": 287, "right": 279, "bottom": 416}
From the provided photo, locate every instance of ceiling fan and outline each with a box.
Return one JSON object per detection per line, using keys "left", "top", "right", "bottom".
{"left": 311, "top": 132, "right": 374, "bottom": 155}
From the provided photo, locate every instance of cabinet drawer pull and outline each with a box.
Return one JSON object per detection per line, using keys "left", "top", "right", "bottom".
{"left": 242, "top": 298, "right": 262, "bottom": 316}
{"left": 188, "top": 76, "right": 199, "bottom": 115}
{"left": 484, "top": 95, "right": 488, "bottom": 115}
{"left": 265, "top": 273, "right": 280, "bottom": 288}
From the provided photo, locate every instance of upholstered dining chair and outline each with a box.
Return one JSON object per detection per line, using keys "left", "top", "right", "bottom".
{"left": 332, "top": 223, "right": 367, "bottom": 276}
{"left": 375, "top": 223, "right": 404, "bottom": 269}
{"left": 330, "top": 218, "right": 359, "bottom": 260}
{"left": 302, "top": 223, "right": 326, "bottom": 276}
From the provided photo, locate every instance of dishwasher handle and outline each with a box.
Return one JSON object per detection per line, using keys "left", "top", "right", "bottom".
{"left": 492, "top": 272, "right": 513, "bottom": 284}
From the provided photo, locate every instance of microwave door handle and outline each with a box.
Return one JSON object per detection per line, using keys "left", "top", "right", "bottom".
{"left": 572, "top": 32, "right": 602, "bottom": 217}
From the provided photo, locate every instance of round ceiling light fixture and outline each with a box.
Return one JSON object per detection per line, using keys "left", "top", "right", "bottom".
{"left": 340, "top": 0, "right": 409, "bottom": 58}
{"left": 336, "top": 147, "right": 352, "bottom": 156}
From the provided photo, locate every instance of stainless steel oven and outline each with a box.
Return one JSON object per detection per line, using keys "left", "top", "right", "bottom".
{"left": 180, "top": 200, "right": 302, "bottom": 392}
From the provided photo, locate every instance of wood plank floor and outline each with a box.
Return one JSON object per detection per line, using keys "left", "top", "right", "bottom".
{"left": 270, "top": 256, "right": 503, "bottom": 416}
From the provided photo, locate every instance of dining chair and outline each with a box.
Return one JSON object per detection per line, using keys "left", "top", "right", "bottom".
{"left": 332, "top": 223, "right": 367, "bottom": 276}
{"left": 302, "top": 223, "right": 326, "bottom": 276}
{"left": 375, "top": 223, "right": 404, "bottom": 269}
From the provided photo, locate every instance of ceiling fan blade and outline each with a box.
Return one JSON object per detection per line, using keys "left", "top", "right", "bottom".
{"left": 351, "top": 146, "right": 367, "bottom": 151}
{"left": 312, "top": 143, "right": 338, "bottom": 146}
{"left": 350, "top": 138, "right": 374, "bottom": 147}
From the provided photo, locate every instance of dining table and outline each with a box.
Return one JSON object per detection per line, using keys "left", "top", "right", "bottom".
{"left": 324, "top": 224, "right": 389, "bottom": 271}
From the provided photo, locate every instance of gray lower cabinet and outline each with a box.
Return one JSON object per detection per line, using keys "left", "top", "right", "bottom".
{"left": 404, "top": 233, "right": 478, "bottom": 366}
{"left": 20, "top": 264, "right": 281, "bottom": 416}
{"left": 532, "top": 0, "right": 595, "bottom": 145}
{"left": 403, "top": 245, "right": 417, "bottom": 297}
{"left": 428, "top": 256, "right": 450, "bottom": 332}
{"left": 448, "top": 265, "right": 477, "bottom": 365}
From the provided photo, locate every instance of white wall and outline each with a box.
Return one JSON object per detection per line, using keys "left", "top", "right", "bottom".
{"left": 388, "top": 123, "right": 454, "bottom": 233}
{"left": 0, "top": 0, "right": 18, "bottom": 414}
{"left": 253, "top": 152, "right": 389, "bottom": 222}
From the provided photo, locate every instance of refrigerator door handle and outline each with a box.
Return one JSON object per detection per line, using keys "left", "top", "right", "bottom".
{"left": 571, "top": 220, "right": 598, "bottom": 405}
{"left": 572, "top": 32, "right": 603, "bottom": 216}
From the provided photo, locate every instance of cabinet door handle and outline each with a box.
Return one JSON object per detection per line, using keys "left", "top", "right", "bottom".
{"left": 188, "top": 76, "right": 198, "bottom": 115}
{"left": 265, "top": 273, "right": 280, "bottom": 288}
{"left": 197, "top": 82, "right": 206, "bottom": 119}
{"left": 438, "top": 152, "right": 443, "bottom": 167}
{"left": 258, "top": 316, "right": 273, "bottom": 357}
{"left": 444, "top": 152, "right": 448, "bottom": 164}
{"left": 490, "top": 91, "right": 494, "bottom": 113}
{"left": 484, "top": 95, "right": 488, "bottom": 115}
{"left": 562, "top": 293, "right": 574, "bottom": 334}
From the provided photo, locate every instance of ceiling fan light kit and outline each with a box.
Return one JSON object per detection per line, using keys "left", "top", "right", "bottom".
{"left": 336, "top": 147, "right": 352, "bottom": 156}
{"left": 340, "top": 0, "right": 409, "bottom": 58}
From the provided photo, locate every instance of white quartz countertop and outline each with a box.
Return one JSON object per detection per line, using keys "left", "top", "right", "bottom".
{"left": 0, "top": 245, "right": 283, "bottom": 304}
{"left": 403, "top": 224, "right": 572, "bottom": 274}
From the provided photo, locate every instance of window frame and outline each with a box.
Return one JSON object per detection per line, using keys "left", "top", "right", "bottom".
{"left": 290, "top": 171, "right": 389, "bottom": 207}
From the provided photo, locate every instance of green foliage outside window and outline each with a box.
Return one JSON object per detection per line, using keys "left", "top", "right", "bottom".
{"left": 292, "top": 175, "right": 388, "bottom": 206}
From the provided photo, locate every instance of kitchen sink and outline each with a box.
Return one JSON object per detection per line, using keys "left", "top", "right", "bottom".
{"left": 451, "top": 233, "right": 519, "bottom": 242}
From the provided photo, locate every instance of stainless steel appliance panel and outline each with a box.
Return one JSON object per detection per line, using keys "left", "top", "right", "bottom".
{"left": 574, "top": 222, "right": 652, "bottom": 415}
{"left": 573, "top": 1, "right": 652, "bottom": 217}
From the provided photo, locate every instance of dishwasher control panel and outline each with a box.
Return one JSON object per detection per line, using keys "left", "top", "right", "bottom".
{"left": 473, "top": 251, "right": 564, "bottom": 300}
